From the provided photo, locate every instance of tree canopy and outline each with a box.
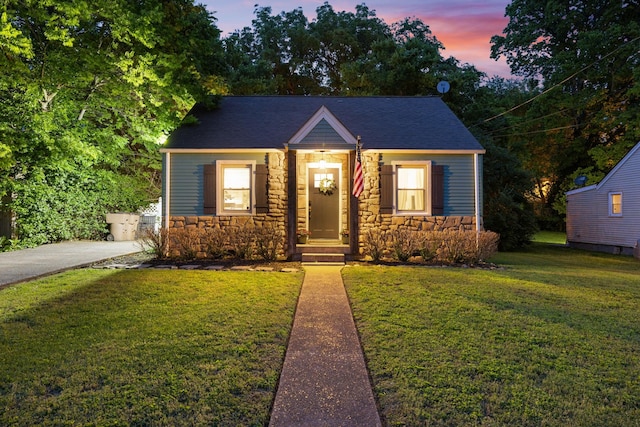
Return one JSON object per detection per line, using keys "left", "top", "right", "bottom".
{"left": 490, "top": 0, "right": 640, "bottom": 227}
{"left": 0, "top": 0, "right": 226, "bottom": 246}
{"left": 10, "top": 0, "right": 623, "bottom": 249}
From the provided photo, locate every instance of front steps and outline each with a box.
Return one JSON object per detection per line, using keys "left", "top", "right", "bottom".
{"left": 296, "top": 240, "right": 349, "bottom": 264}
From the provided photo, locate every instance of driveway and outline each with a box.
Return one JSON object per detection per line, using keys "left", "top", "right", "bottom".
{"left": 0, "top": 240, "right": 141, "bottom": 287}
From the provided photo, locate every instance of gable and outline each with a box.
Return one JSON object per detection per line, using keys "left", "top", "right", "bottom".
{"left": 567, "top": 141, "right": 640, "bottom": 197}
{"left": 299, "top": 119, "right": 343, "bottom": 144}
{"left": 288, "top": 106, "right": 357, "bottom": 149}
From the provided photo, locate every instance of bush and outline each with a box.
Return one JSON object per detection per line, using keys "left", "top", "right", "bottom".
{"left": 417, "top": 231, "right": 439, "bottom": 262}
{"left": 437, "top": 229, "right": 475, "bottom": 264}
{"left": 390, "top": 228, "right": 416, "bottom": 262}
{"left": 172, "top": 228, "right": 202, "bottom": 260}
{"left": 363, "top": 228, "right": 388, "bottom": 262}
{"left": 372, "top": 229, "right": 499, "bottom": 265}
{"left": 254, "top": 224, "right": 282, "bottom": 261}
{"left": 138, "top": 228, "right": 170, "bottom": 259}
{"left": 202, "top": 227, "right": 227, "bottom": 259}
{"left": 228, "top": 226, "right": 255, "bottom": 260}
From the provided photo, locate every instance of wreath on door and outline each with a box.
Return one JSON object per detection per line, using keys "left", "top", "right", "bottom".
{"left": 319, "top": 178, "right": 337, "bottom": 196}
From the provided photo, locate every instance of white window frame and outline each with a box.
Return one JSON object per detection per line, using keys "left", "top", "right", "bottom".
{"left": 609, "top": 192, "right": 622, "bottom": 217}
{"left": 392, "top": 161, "right": 432, "bottom": 215}
{"left": 216, "top": 160, "right": 256, "bottom": 216}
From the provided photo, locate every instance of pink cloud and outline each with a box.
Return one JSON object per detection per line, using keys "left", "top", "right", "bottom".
{"left": 205, "top": 0, "right": 513, "bottom": 77}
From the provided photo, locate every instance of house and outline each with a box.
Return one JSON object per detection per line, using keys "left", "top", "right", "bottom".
{"left": 566, "top": 141, "right": 640, "bottom": 258}
{"left": 160, "top": 96, "right": 485, "bottom": 260}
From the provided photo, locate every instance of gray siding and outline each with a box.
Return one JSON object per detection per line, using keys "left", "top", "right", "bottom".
{"left": 167, "top": 153, "right": 266, "bottom": 216}
{"left": 299, "top": 119, "right": 345, "bottom": 145}
{"left": 567, "top": 143, "right": 640, "bottom": 249}
{"left": 381, "top": 153, "right": 481, "bottom": 216}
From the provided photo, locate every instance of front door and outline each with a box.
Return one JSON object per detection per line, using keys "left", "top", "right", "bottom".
{"left": 308, "top": 168, "right": 339, "bottom": 239}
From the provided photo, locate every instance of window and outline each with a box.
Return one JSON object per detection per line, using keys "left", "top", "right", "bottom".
{"left": 393, "top": 161, "right": 431, "bottom": 214}
{"left": 217, "top": 161, "right": 255, "bottom": 215}
{"left": 609, "top": 192, "right": 622, "bottom": 216}
{"left": 314, "top": 173, "right": 335, "bottom": 188}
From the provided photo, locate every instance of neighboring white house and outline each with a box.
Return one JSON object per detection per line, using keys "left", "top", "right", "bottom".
{"left": 566, "top": 141, "right": 640, "bottom": 258}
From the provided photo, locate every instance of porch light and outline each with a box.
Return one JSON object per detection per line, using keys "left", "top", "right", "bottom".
{"left": 319, "top": 151, "right": 326, "bottom": 169}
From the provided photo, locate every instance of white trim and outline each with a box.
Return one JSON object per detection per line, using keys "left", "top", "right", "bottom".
{"left": 374, "top": 149, "right": 486, "bottom": 155}
{"left": 608, "top": 192, "right": 623, "bottom": 217}
{"left": 289, "top": 106, "right": 357, "bottom": 145}
{"left": 161, "top": 148, "right": 486, "bottom": 155}
{"left": 160, "top": 148, "right": 283, "bottom": 154}
{"left": 474, "top": 153, "right": 481, "bottom": 232}
{"left": 566, "top": 141, "right": 640, "bottom": 196}
{"left": 597, "top": 142, "right": 640, "bottom": 189}
{"left": 289, "top": 147, "right": 353, "bottom": 154}
{"left": 391, "top": 161, "right": 432, "bottom": 215}
{"left": 216, "top": 160, "right": 257, "bottom": 216}
{"left": 164, "top": 153, "right": 171, "bottom": 229}
{"left": 566, "top": 184, "right": 597, "bottom": 196}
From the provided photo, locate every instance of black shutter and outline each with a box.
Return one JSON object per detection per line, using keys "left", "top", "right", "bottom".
{"left": 203, "top": 164, "right": 216, "bottom": 214}
{"left": 255, "top": 164, "right": 268, "bottom": 214}
{"left": 432, "top": 165, "right": 444, "bottom": 215}
{"left": 380, "top": 164, "right": 394, "bottom": 214}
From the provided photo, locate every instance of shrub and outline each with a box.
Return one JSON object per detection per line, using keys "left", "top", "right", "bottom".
{"left": 436, "top": 230, "right": 499, "bottom": 265}
{"left": 172, "top": 228, "right": 202, "bottom": 260}
{"left": 138, "top": 228, "right": 170, "bottom": 259}
{"left": 437, "top": 230, "right": 475, "bottom": 264}
{"left": 390, "top": 228, "right": 417, "bottom": 262}
{"left": 471, "top": 231, "right": 500, "bottom": 263}
{"left": 229, "top": 226, "right": 255, "bottom": 260}
{"left": 254, "top": 224, "right": 282, "bottom": 261}
{"left": 202, "top": 227, "right": 228, "bottom": 259}
{"left": 363, "top": 228, "right": 388, "bottom": 262}
{"left": 417, "top": 231, "right": 440, "bottom": 262}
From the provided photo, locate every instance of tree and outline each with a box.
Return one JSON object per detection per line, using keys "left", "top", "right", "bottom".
{"left": 491, "top": 0, "right": 640, "bottom": 228}
{"left": 0, "top": 0, "right": 226, "bottom": 247}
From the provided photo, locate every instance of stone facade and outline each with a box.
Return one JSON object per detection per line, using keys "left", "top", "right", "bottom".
{"left": 354, "top": 152, "right": 477, "bottom": 254}
{"left": 168, "top": 152, "right": 289, "bottom": 257}
{"left": 167, "top": 150, "right": 477, "bottom": 259}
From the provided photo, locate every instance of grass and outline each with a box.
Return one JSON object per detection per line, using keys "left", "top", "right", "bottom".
{"left": 0, "top": 269, "right": 303, "bottom": 426}
{"left": 343, "top": 245, "right": 640, "bottom": 426}
{"left": 532, "top": 230, "right": 567, "bottom": 245}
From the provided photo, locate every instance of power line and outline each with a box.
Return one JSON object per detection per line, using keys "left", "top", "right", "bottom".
{"left": 490, "top": 124, "right": 581, "bottom": 139}
{"left": 481, "top": 35, "right": 640, "bottom": 124}
{"left": 484, "top": 109, "right": 569, "bottom": 136}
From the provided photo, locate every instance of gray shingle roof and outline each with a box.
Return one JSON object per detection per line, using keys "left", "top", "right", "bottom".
{"left": 164, "top": 96, "right": 484, "bottom": 151}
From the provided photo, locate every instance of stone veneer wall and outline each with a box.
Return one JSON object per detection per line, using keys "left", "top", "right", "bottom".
{"left": 167, "top": 152, "right": 288, "bottom": 258}
{"left": 355, "top": 152, "right": 477, "bottom": 255}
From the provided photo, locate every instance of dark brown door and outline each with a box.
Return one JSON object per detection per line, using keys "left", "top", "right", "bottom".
{"left": 308, "top": 168, "right": 339, "bottom": 239}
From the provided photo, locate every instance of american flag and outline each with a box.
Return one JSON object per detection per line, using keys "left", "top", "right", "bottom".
{"left": 352, "top": 137, "right": 364, "bottom": 198}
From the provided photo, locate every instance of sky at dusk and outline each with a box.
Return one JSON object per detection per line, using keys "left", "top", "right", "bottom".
{"left": 201, "top": 0, "right": 513, "bottom": 78}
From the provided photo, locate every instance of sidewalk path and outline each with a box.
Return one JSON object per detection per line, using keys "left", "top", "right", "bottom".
{"left": 0, "top": 240, "right": 141, "bottom": 287}
{"left": 270, "top": 265, "right": 382, "bottom": 427}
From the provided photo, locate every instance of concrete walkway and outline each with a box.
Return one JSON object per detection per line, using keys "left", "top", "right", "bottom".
{"left": 0, "top": 240, "right": 141, "bottom": 287}
{"left": 270, "top": 265, "right": 382, "bottom": 427}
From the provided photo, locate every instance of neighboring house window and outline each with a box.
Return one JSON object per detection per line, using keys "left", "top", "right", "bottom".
{"left": 393, "top": 161, "right": 431, "bottom": 215}
{"left": 217, "top": 161, "right": 256, "bottom": 215}
{"left": 609, "top": 192, "right": 622, "bottom": 216}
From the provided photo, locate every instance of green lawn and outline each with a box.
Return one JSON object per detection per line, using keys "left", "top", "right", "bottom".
{"left": 0, "top": 269, "right": 303, "bottom": 426}
{"left": 343, "top": 245, "right": 640, "bottom": 426}
{"left": 532, "top": 230, "right": 567, "bottom": 245}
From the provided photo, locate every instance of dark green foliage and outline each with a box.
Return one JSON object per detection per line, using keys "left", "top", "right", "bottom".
{"left": 482, "top": 140, "right": 538, "bottom": 251}
{"left": 491, "top": 0, "right": 640, "bottom": 227}
{"left": 0, "top": 0, "right": 227, "bottom": 247}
